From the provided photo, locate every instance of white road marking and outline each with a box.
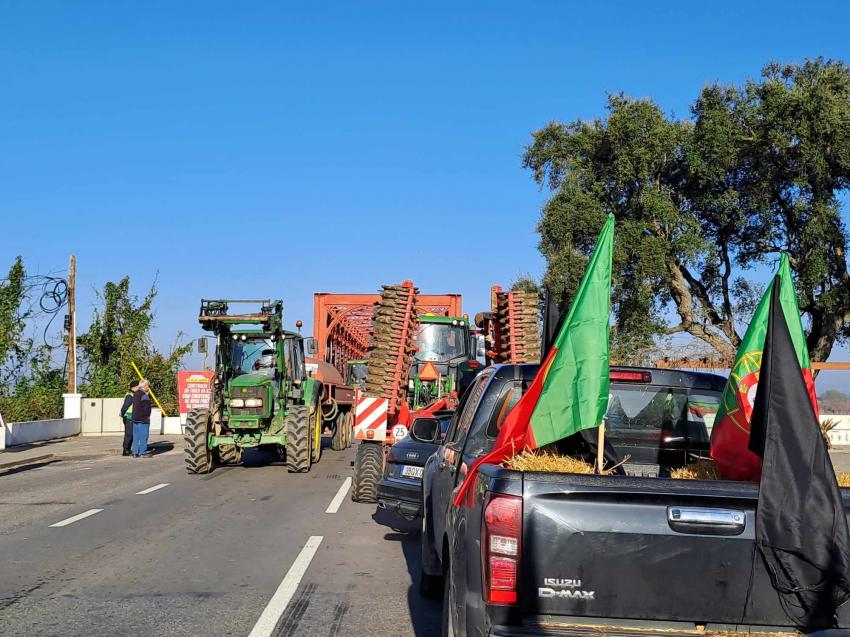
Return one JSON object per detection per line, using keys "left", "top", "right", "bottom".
{"left": 248, "top": 535, "right": 324, "bottom": 637}
{"left": 325, "top": 477, "right": 352, "bottom": 514}
{"left": 50, "top": 508, "right": 104, "bottom": 528}
{"left": 136, "top": 483, "right": 170, "bottom": 495}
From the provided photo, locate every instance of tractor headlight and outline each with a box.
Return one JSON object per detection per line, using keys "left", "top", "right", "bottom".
{"left": 230, "top": 398, "right": 245, "bottom": 408}
{"left": 244, "top": 398, "right": 263, "bottom": 408}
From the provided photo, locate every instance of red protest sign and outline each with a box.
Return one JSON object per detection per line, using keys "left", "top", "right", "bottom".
{"left": 177, "top": 371, "right": 215, "bottom": 415}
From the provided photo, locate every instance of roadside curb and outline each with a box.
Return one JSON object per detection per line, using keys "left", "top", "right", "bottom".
{"left": 0, "top": 453, "right": 56, "bottom": 472}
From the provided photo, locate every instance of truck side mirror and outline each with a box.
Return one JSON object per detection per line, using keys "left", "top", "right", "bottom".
{"left": 197, "top": 338, "right": 207, "bottom": 353}
{"left": 411, "top": 418, "right": 440, "bottom": 444}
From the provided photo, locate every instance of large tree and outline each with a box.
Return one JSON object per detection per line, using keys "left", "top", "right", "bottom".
{"left": 78, "top": 277, "right": 191, "bottom": 413}
{"left": 524, "top": 59, "right": 850, "bottom": 362}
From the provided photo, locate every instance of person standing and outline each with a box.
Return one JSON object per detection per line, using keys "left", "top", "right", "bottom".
{"left": 120, "top": 381, "right": 139, "bottom": 456}
{"left": 131, "top": 379, "right": 153, "bottom": 457}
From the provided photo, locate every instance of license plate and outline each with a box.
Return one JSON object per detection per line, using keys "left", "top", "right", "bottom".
{"left": 401, "top": 465, "right": 423, "bottom": 479}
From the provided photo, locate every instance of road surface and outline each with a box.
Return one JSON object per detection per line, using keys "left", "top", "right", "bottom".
{"left": 0, "top": 440, "right": 440, "bottom": 636}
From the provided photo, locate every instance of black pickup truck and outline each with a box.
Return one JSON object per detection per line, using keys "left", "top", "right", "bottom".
{"left": 420, "top": 363, "right": 850, "bottom": 636}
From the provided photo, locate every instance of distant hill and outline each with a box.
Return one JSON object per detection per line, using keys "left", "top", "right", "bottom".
{"left": 819, "top": 389, "right": 850, "bottom": 415}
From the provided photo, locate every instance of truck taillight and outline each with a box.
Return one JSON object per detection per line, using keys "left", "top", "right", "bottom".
{"left": 482, "top": 492, "right": 522, "bottom": 605}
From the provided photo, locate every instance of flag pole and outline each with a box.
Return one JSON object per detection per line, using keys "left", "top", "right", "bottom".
{"left": 597, "top": 420, "right": 606, "bottom": 473}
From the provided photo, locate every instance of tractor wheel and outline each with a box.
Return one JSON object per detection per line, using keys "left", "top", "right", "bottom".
{"left": 331, "top": 412, "right": 346, "bottom": 451}
{"left": 311, "top": 407, "right": 322, "bottom": 464}
{"left": 285, "top": 404, "right": 310, "bottom": 473}
{"left": 345, "top": 409, "right": 354, "bottom": 447}
{"left": 215, "top": 444, "right": 242, "bottom": 466}
{"left": 184, "top": 409, "right": 212, "bottom": 474}
{"left": 351, "top": 442, "right": 383, "bottom": 503}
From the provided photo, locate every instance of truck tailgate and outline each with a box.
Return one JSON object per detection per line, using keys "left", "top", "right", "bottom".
{"left": 518, "top": 473, "right": 850, "bottom": 628}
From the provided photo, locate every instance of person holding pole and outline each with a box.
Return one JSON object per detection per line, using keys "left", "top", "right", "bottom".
{"left": 120, "top": 380, "right": 140, "bottom": 456}
{"left": 131, "top": 379, "right": 153, "bottom": 457}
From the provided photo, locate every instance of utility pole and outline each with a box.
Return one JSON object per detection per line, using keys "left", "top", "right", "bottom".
{"left": 66, "top": 255, "right": 77, "bottom": 394}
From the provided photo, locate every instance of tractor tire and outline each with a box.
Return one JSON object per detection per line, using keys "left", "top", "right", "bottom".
{"left": 311, "top": 407, "right": 322, "bottom": 464}
{"left": 331, "top": 413, "right": 346, "bottom": 451}
{"left": 215, "top": 444, "right": 242, "bottom": 466}
{"left": 351, "top": 442, "right": 383, "bottom": 503}
{"left": 344, "top": 411, "right": 353, "bottom": 448}
{"left": 184, "top": 409, "right": 212, "bottom": 474}
{"left": 285, "top": 404, "right": 311, "bottom": 473}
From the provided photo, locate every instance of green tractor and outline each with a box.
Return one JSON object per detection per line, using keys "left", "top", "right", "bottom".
{"left": 184, "top": 299, "right": 323, "bottom": 474}
{"left": 405, "top": 314, "right": 480, "bottom": 410}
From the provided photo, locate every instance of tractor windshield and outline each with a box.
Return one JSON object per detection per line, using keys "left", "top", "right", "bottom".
{"left": 414, "top": 323, "right": 467, "bottom": 363}
{"left": 229, "top": 337, "right": 276, "bottom": 376}
{"left": 347, "top": 362, "right": 367, "bottom": 386}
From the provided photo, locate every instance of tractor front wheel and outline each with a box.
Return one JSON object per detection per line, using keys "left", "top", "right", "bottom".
{"left": 351, "top": 442, "right": 383, "bottom": 503}
{"left": 184, "top": 409, "right": 212, "bottom": 474}
{"left": 285, "top": 405, "right": 310, "bottom": 473}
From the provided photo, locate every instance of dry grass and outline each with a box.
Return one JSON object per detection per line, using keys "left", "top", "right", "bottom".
{"left": 504, "top": 449, "right": 603, "bottom": 474}
{"left": 670, "top": 459, "right": 723, "bottom": 481}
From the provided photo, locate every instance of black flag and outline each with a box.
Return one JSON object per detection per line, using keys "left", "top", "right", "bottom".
{"left": 748, "top": 277, "right": 850, "bottom": 630}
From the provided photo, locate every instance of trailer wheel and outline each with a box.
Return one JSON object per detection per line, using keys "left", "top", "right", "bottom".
{"left": 215, "top": 444, "right": 242, "bottom": 466}
{"left": 331, "top": 412, "right": 346, "bottom": 451}
{"left": 351, "top": 442, "right": 383, "bottom": 503}
{"left": 344, "top": 411, "right": 354, "bottom": 448}
{"left": 184, "top": 409, "right": 212, "bottom": 474}
{"left": 285, "top": 404, "right": 310, "bottom": 473}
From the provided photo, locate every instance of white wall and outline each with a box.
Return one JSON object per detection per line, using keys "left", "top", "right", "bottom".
{"left": 4, "top": 418, "right": 81, "bottom": 447}
{"left": 824, "top": 414, "right": 850, "bottom": 447}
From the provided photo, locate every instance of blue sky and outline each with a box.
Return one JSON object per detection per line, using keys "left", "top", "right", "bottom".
{"left": 1, "top": 1, "right": 849, "bottom": 387}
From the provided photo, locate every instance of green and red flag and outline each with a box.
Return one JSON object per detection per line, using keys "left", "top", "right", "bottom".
{"left": 453, "top": 214, "right": 614, "bottom": 506}
{"left": 710, "top": 254, "right": 818, "bottom": 481}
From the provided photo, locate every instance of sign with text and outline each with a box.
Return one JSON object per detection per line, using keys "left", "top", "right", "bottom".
{"left": 177, "top": 371, "right": 215, "bottom": 415}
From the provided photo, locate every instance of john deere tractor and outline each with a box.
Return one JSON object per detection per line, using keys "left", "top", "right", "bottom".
{"left": 184, "top": 299, "right": 323, "bottom": 474}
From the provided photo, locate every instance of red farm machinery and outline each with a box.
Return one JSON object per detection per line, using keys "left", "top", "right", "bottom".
{"left": 314, "top": 284, "right": 481, "bottom": 502}
{"left": 313, "top": 282, "right": 541, "bottom": 503}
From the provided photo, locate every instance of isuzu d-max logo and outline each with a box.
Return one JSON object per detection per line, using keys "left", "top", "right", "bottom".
{"left": 538, "top": 578, "right": 595, "bottom": 600}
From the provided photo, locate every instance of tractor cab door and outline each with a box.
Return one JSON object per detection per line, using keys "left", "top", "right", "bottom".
{"left": 282, "top": 337, "right": 306, "bottom": 384}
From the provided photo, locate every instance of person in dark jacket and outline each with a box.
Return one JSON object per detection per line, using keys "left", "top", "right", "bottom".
{"left": 131, "top": 379, "right": 153, "bottom": 457}
{"left": 120, "top": 381, "right": 140, "bottom": 456}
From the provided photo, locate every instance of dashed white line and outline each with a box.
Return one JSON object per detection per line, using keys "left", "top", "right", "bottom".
{"left": 248, "top": 535, "right": 324, "bottom": 637}
{"left": 136, "top": 483, "right": 170, "bottom": 495}
{"left": 50, "top": 508, "right": 104, "bottom": 528}
{"left": 325, "top": 477, "right": 352, "bottom": 514}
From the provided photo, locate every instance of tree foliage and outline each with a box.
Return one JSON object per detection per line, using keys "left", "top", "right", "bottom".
{"left": 0, "top": 257, "right": 32, "bottom": 387}
{"left": 78, "top": 277, "right": 191, "bottom": 414}
{"left": 524, "top": 58, "right": 850, "bottom": 362}
{"left": 0, "top": 257, "right": 64, "bottom": 421}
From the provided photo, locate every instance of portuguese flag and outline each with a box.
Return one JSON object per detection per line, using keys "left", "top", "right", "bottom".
{"left": 710, "top": 254, "right": 818, "bottom": 481}
{"left": 453, "top": 214, "right": 613, "bottom": 506}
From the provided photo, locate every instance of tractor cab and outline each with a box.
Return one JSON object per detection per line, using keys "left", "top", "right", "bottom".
{"left": 346, "top": 359, "right": 368, "bottom": 390}
{"left": 408, "top": 315, "right": 479, "bottom": 408}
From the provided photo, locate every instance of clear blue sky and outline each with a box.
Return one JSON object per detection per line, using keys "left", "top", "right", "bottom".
{"left": 1, "top": 1, "right": 849, "bottom": 385}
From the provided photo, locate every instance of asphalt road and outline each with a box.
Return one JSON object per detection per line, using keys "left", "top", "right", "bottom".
{"left": 0, "top": 440, "right": 440, "bottom": 636}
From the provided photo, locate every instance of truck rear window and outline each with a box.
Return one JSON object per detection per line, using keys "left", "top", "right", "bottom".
{"left": 485, "top": 380, "right": 721, "bottom": 445}
{"left": 606, "top": 384, "right": 721, "bottom": 445}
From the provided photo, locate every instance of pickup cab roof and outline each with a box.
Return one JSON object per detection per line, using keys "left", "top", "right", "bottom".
{"left": 487, "top": 363, "right": 726, "bottom": 392}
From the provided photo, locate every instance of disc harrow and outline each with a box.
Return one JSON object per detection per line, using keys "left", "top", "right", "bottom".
{"left": 364, "top": 282, "right": 419, "bottom": 413}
